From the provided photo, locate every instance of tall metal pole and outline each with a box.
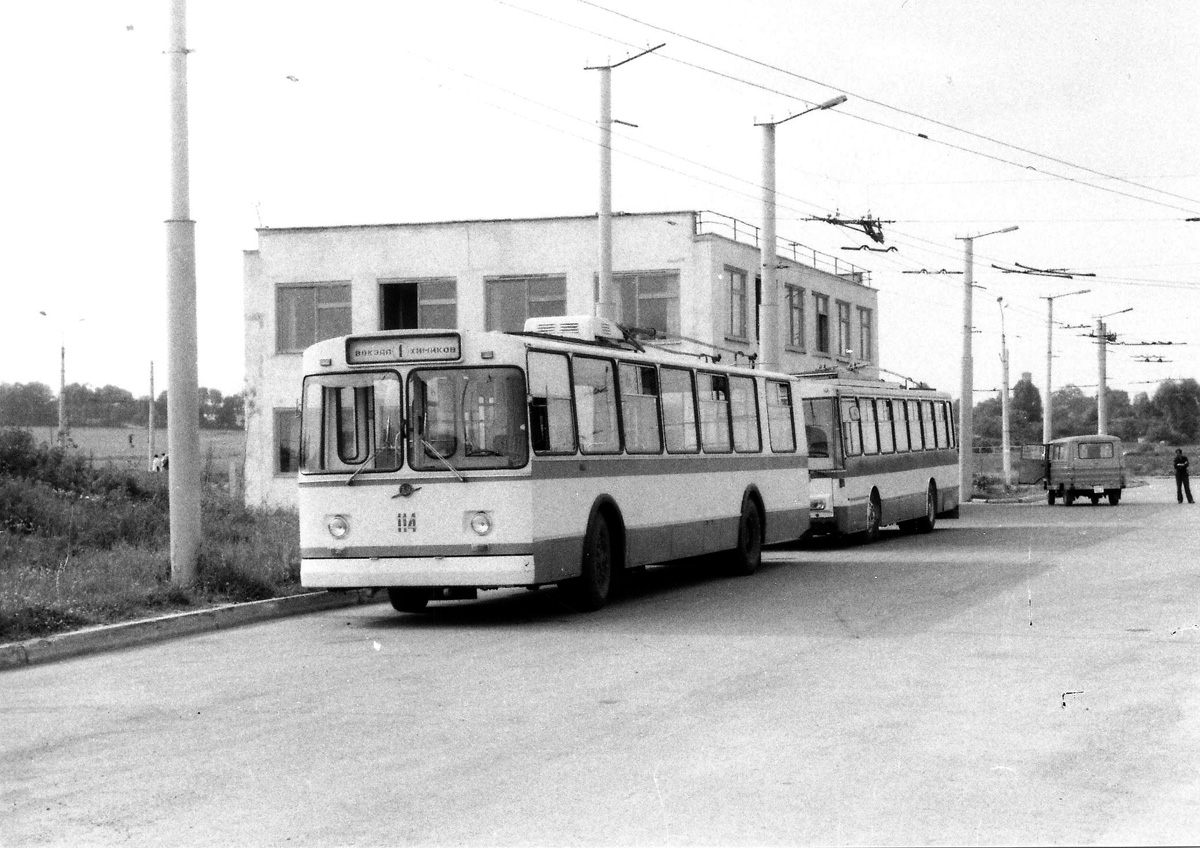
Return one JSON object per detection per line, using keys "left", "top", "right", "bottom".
{"left": 956, "top": 225, "right": 1018, "bottom": 503}
{"left": 148, "top": 361, "right": 156, "bottom": 471}
{"left": 58, "top": 341, "right": 67, "bottom": 447}
{"left": 754, "top": 94, "right": 846, "bottom": 373}
{"left": 959, "top": 237, "right": 975, "bottom": 501}
{"left": 758, "top": 122, "right": 778, "bottom": 371}
{"left": 586, "top": 44, "right": 663, "bottom": 324}
{"left": 998, "top": 298, "right": 1011, "bottom": 487}
{"left": 1044, "top": 297, "right": 1054, "bottom": 444}
{"left": 597, "top": 65, "right": 613, "bottom": 321}
{"left": 1040, "top": 288, "right": 1089, "bottom": 443}
{"left": 167, "top": 0, "right": 201, "bottom": 584}
{"left": 1096, "top": 318, "right": 1108, "bottom": 435}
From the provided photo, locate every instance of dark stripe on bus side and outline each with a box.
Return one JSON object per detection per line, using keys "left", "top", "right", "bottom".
{"left": 826, "top": 449, "right": 957, "bottom": 476}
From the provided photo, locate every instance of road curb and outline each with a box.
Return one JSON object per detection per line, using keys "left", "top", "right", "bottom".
{"left": 0, "top": 590, "right": 380, "bottom": 672}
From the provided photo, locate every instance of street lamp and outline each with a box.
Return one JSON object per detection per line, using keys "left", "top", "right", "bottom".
{"left": 755, "top": 94, "right": 847, "bottom": 372}
{"left": 1040, "top": 288, "right": 1090, "bottom": 442}
{"left": 956, "top": 225, "right": 1018, "bottom": 504}
{"left": 1096, "top": 307, "right": 1133, "bottom": 435}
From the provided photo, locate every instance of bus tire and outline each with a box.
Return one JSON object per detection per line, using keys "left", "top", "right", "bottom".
{"left": 1107, "top": 489, "right": 1121, "bottom": 506}
{"left": 562, "top": 511, "right": 613, "bottom": 612}
{"left": 729, "top": 497, "right": 763, "bottom": 576}
{"left": 387, "top": 588, "right": 430, "bottom": 613}
{"left": 863, "top": 492, "right": 882, "bottom": 544}
{"left": 914, "top": 483, "right": 937, "bottom": 533}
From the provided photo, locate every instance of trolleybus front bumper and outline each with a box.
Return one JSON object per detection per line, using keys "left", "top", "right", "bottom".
{"left": 302, "top": 554, "right": 537, "bottom": 589}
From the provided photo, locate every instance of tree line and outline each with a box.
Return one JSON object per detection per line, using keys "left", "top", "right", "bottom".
{"left": 972, "top": 376, "right": 1200, "bottom": 447}
{"left": 0, "top": 382, "right": 243, "bottom": 430}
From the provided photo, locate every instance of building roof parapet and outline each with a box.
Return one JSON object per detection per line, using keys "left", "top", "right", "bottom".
{"left": 694, "top": 210, "right": 872, "bottom": 288}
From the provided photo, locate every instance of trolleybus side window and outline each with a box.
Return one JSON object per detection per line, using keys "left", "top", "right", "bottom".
{"left": 729, "top": 375, "right": 761, "bottom": 453}
{"left": 939, "top": 402, "right": 955, "bottom": 448}
{"left": 919, "top": 400, "right": 936, "bottom": 450}
{"left": 877, "top": 399, "right": 896, "bottom": 454}
{"left": 893, "top": 399, "right": 910, "bottom": 453}
{"left": 767, "top": 380, "right": 797, "bottom": 453}
{"left": 697, "top": 372, "right": 733, "bottom": 453}
{"left": 573, "top": 356, "right": 620, "bottom": 454}
{"left": 299, "top": 372, "right": 402, "bottom": 473}
{"left": 528, "top": 351, "right": 576, "bottom": 454}
{"left": 408, "top": 367, "right": 528, "bottom": 471}
{"left": 906, "top": 399, "right": 923, "bottom": 450}
{"left": 932, "top": 401, "right": 948, "bottom": 448}
{"left": 661, "top": 366, "right": 699, "bottom": 453}
{"left": 861, "top": 398, "right": 879, "bottom": 455}
{"left": 618, "top": 362, "right": 663, "bottom": 454}
{"left": 841, "top": 397, "right": 862, "bottom": 457}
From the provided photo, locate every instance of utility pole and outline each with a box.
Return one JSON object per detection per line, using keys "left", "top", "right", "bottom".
{"left": 57, "top": 341, "right": 67, "bottom": 447}
{"left": 1096, "top": 308, "right": 1132, "bottom": 436}
{"left": 166, "top": 0, "right": 201, "bottom": 585}
{"left": 997, "top": 298, "right": 1011, "bottom": 487}
{"left": 1040, "top": 288, "right": 1090, "bottom": 443}
{"left": 148, "top": 361, "right": 156, "bottom": 471}
{"left": 586, "top": 44, "right": 663, "bottom": 323}
{"left": 956, "top": 225, "right": 1018, "bottom": 503}
{"left": 754, "top": 94, "right": 846, "bottom": 372}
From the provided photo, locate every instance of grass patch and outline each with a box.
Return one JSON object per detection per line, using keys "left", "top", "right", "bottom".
{"left": 0, "top": 428, "right": 303, "bottom": 643}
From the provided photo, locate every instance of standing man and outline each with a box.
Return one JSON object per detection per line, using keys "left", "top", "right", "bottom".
{"left": 1174, "top": 448, "right": 1194, "bottom": 504}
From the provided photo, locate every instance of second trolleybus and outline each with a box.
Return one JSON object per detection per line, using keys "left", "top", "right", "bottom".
{"left": 797, "top": 372, "right": 960, "bottom": 541}
{"left": 297, "top": 316, "right": 810, "bottom": 613}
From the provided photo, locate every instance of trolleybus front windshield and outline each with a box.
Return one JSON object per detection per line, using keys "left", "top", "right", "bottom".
{"left": 408, "top": 367, "right": 529, "bottom": 471}
{"left": 300, "top": 371, "right": 403, "bottom": 474}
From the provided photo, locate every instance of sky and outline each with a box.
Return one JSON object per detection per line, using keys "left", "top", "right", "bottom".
{"left": 1, "top": 0, "right": 1197, "bottom": 406}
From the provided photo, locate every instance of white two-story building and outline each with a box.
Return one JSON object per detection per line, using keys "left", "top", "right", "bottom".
{"left": 242, "top": 210, "right": 878, "bottom": 508}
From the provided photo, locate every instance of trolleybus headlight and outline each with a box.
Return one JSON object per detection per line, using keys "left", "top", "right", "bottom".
{"left": 469, "top": 511, "right": 493, "bottom": 536}
{"left": 810, "top": 498, "right": 827, "bottom": 512}
{"left": 327, "top": 514, "right": 350, "bottom": 539}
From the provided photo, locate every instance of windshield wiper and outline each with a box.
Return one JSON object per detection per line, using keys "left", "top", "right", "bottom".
{"left": 346, "top": 448, "right": 376, "bottom": 486}
{"left": 421, "top": 438, "right": 466, "bottom": 483}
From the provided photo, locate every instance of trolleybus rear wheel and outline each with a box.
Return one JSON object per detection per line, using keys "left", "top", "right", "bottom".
{"left": 387, "top": 588, "right": 430, "bottom": 613}
{"left": 729, "top": 497, "right": 763, "bottom": 576}
{"left": 914, "top": 482, "right": 937, "bottom": 533}
{"left": 863, "top": 492, "right": 882, "bottom": 544}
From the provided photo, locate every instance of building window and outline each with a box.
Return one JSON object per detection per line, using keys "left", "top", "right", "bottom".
{"left": 858, "top": 307, "right": 873, "bottom": 362}
{"left": 276, "top": 284, "right": 351, "bottom": 353}
{"left": 837, "top": 300, "right": 852, "bottom": 358}
{"left": 813, "top": 293, "right": 830, "bottom": 354}
{"left": 726, "top": 267, "right": 748, "bottom": 339}
{"left": 274, "top": 407, "right": 300, "bottom": 475}
{"left": 485, "top": 275, "right": 567, "bottom": 332}
{"left": 379, "top": 278, "right": 457, "bottom": 330}
{"left": 785, "top": 285, "right": 805, "bottom": 351}
{"left": 595, "top": 271, "right": 681, "bottom": 337}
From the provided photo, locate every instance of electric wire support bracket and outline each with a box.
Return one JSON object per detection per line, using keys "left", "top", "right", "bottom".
{"left": 806, "top": 212, "right": 893, "bottom": 244}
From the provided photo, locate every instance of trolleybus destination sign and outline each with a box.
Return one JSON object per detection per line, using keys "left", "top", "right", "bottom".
{"left": 346, "top": 334, "right": 461, "bottom": 364}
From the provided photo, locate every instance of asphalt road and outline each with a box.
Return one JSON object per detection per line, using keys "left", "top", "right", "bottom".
{"left": 4, "top": 478, "right": 1199, "bottom": 846}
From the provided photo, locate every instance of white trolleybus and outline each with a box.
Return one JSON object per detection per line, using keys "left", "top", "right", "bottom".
{"left": 298, "top": 317, "right": 810, "bottom": 613}
{"left": 797, "top": 372, "right": 960, "bottom": 541}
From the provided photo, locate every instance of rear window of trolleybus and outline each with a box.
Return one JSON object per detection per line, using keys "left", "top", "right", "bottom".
{"left": 299, "top": 367, "right": 529, "bottom": 474}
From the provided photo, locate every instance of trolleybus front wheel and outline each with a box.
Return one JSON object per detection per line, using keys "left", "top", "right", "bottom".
{"left": 562, "top": 511, "right": 613, "bottom": 612}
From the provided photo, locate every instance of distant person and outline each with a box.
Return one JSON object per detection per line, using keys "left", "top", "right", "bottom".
{"left": 128, "top": 433, "right": 134, "bottom": 449}
{"left": 161, "top": 453, "right": 168, "bottom": 471}
{"left": 1174, "top": 448, "right": 1193, "bottom": 504}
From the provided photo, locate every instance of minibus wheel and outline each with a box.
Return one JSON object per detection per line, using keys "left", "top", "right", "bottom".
{"left": 387, "top": 588, "right": 430, "bottom": 613}
{"left": 1047, "top": 489, "right": 1057, "bottom": 505}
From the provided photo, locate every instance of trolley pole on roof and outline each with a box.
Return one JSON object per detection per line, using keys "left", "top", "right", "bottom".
{"left": 587, "top": 44, "right": 663, "bottom": 322}
{"left": 166, "top": 0, "right": 201, "bottom": 585}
